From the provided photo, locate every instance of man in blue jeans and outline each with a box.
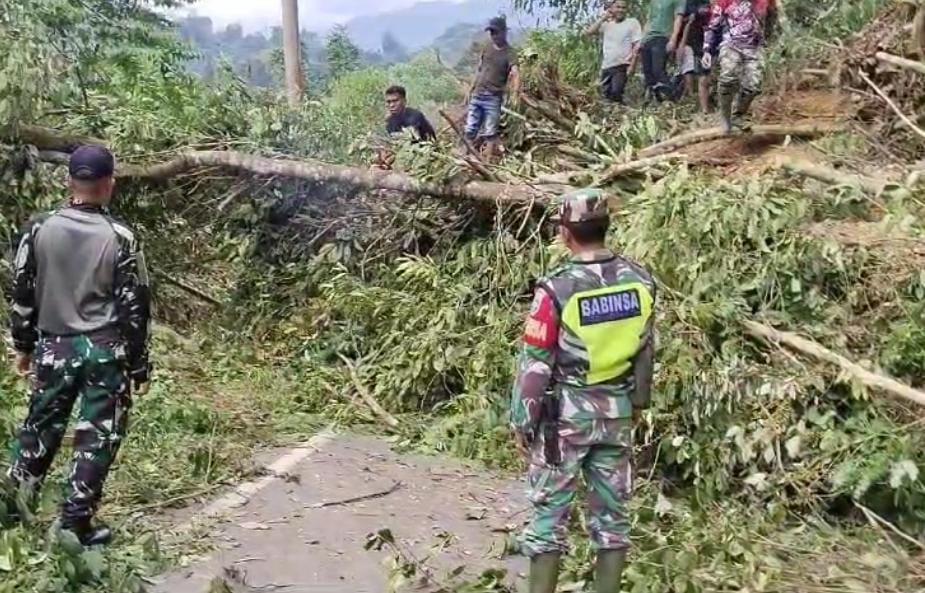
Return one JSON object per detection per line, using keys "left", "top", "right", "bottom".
{"left": 640, "top": 0, "right": 685, "bottom": 102}
{"left": 465, "top": 16, "right": 520, "bottom": 160}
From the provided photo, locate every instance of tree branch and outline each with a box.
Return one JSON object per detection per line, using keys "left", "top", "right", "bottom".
{"left": 152, "top": 269, "right": 222, "bottom": 307}
{"left": 743, "top": 320, "right": 925, "bottom": 408}
{"left": 438, "top": 109, "right": 500, "bottom": 182}
{"left": 875, "top": 51, "right": 925, "bottom": 76}
{"left": 338, "top": 354, "right": 401, "bottom": 429}
{"left": 638, "top": 123, "right": 842, "bottom": 158}
{"left": 594, "top": 152, "right": 688, "bottom": 186}
{"left": 858, "top": 69, "right": 925, "bottom": 141}
{"left": 775, "top": 156, "right": 904, "bottom": 200}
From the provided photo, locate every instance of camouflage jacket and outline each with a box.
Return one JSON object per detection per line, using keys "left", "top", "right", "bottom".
{"left": 704, "top": 0, "right": 777, "bottom": 54}
{"left": 10, "top": 203, "right": 153, "bottom": 383}
{"left": 510, "top": 249, "right": 656, "bottom": 439}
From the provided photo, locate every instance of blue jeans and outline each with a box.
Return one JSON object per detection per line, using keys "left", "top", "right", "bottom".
{"left": 641, "top": 36, "right": 671, "bottom": 102}
{"left": 465, "top": 92, "right": 503, "bottom": 140}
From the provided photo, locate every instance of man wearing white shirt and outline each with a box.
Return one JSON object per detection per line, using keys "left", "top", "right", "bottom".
{"left": 586, "top": 1, "right": 642, "bottom": 105}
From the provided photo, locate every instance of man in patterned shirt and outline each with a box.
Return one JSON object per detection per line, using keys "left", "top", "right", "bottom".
{"left": 702, "top": 0, "right": 778, "bottom": 132}
{"left": 510, "top": 189, "right": 656, "bottom": 593}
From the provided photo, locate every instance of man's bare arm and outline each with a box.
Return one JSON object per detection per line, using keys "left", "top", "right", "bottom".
{"left": 628, "top": 42, "right": 641, "bottom": 73}
{"left": 509, "top": 64, "right": 522, "bottom": 97}
{"left": 667, "top": 12, "right": 685, "bottom": 53}
{"left": 585, "top": 14, "right": 607, "bottom": 36}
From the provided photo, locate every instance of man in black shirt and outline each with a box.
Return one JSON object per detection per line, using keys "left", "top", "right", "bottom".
{"left": 385, "top": 85, "right": 436, "bottom": 142}
{"left": 680, "top": 0, "right": 712, "bottom": 113}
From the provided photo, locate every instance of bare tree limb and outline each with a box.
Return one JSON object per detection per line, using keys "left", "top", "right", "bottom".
{"left": 152, "top": 269, "right": 222, "bottom": 307}
{"left": 743, "top": 320, "right": 925, "bottom": 408}
{"left": 875, "top": 51, "right": 925, "bottom": 76}
{"left": 305, "top": 481, "right": 402, "bottom": 509}
{"left": 438, "top": 109, "right": 500, "bottom": 182}
{"left": 338, "top": 354, "right": 401, "bottom": 429}
{"left": 114, "top": 150, "right": 554, "bottom": 205}
{"left": 594, "top": 153, "right": 688, "bottom": 186}
{"left": 638, "top": 123, "right": 842, "bottom": 158}
{"left": 858, "top": 70, "right": 925, "bottom": 141}
{"left": 775, "top": 156, "right": 904, "bottom": 201}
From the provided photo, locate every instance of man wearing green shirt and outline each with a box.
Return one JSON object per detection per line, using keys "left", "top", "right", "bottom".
{"left": 640, "top": 0, "right": 686, "bottom": 102}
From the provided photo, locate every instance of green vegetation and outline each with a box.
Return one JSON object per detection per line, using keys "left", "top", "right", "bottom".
{"left": 2, "top": 0, "right": 925, "bottom": 591}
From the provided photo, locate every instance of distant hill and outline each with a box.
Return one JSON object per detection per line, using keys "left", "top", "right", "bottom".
{"left": 344, "top": 0, "right": 525, "bottom": 52}
{"left": 427, "top": 22, "right": 484, "bottom": 66}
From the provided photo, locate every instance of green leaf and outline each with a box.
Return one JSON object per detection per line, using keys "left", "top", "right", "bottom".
{"left": 785, "top": 436, "right": 802, "bottom": 459}
{"left": 889, "top": 460, "right": 919, "bottom": 489}
{"left": 654, "top": 493, "right": 674, "bottom": 517}
{"left": 81, "top": 549, "right": 106, "bottom": 580}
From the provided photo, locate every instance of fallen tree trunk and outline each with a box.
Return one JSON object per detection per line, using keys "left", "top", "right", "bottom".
{"left": 776, "top": 156, "right": 909, "bottom": 199}
{"left": 22, "top": 125, "right": 558, "bottom": 204}
{"left": 115, "top": 150, "right": 555, "bottom": 204}
{"left": 743, "top": 320, "right": 925, "bottom": 408}
{"left": 638, "top": 123, "right": 842, "bottom": 158}
{"left": 3, "top": 124, "right": 108, "bottom": 152}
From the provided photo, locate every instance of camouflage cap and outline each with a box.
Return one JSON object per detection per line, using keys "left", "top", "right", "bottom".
{"left": 552, "top": 188, "right": 611, "bottom": 224}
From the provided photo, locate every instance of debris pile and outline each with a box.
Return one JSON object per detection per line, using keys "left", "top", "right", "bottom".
{"left": 843, "top": 1, "right": 925, "bottom": 155}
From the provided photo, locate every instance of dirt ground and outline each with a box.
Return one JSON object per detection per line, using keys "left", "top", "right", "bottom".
{"left": 150, "top": 433, "right": 528, "bottom": 593}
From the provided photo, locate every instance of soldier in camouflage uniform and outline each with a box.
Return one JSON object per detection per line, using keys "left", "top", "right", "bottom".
{"left": 510, "top": 189, "right": 656, "bottom": 593}
{"left": 4, "top": 145, "right": 152, "bottom": 546}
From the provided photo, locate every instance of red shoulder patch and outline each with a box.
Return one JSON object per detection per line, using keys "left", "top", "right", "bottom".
{"left": 523, "top": 290, "right": 558, "bottom": 349}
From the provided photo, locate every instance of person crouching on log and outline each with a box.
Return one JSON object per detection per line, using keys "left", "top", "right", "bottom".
{"left": 3, "top": 145, "right": 152, "bottom": 546}
{"left": 510, "top": 189, "right": 656, "bottom": 593}
{"left": 702, "top": 0, "right": 778, "bottom": 133}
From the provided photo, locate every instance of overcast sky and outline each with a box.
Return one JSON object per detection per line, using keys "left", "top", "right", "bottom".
{"left": 183, "top": 0, "right": 452, "bottom": 32}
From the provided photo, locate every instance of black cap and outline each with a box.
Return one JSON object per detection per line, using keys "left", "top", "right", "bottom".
{"left": 487, "top": 16, "right": 507, "bottom": 32}
{"left": 69, "top": 145, "right": 115, "bottom": 181}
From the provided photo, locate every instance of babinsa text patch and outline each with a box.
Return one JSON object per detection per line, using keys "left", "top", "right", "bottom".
{"left": 578, "top": 289, "right": 642, "bottom": 326}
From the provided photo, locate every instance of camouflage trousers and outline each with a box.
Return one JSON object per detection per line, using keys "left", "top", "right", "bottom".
{"left": 7, "top": 331, "right": 131, "bottom": 523}
{"left": 521, "top": 418, "right": 633, "bottom": 557}
{"left": 718, "top": 45, "right": 764, "bottom": 95}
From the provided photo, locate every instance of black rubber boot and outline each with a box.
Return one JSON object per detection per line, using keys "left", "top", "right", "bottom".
{"left": 733, "top": 91, "right": 758, "bottom": 131}
{"left": 718, "top": 86, "right": 735, "bottom": 134}
{"left": 1, "top": 497, "right": 20, "bottom": 526}
{"left": 595, "top": 550, "right": 627, "bottom": 593}
{"left": 0, "top": 480, "right": 27, "bottom": 527}
{"left": 529, "top": 553, "right": 561, "bottom": 593}
{"left": 63, "top": 518, "right": 113, "bottom": 546}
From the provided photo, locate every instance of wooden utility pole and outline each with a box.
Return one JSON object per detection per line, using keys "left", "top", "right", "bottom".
{"left": 281, "top": 0, "right": 304, "bottom": 107}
